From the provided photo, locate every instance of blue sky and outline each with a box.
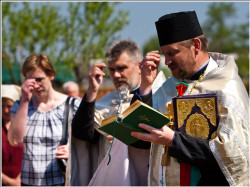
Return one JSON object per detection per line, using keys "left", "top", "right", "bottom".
{"left": 50, "top": 1, "right": 249, "bottom": 49}
{"left": 115, "top": 1, "right": 249, "bottom": 48}
{"left": 7, "top": 1, "right": 250, "bottom": 49}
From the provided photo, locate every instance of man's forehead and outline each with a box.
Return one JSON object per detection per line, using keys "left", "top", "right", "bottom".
{"left": 108, "top": 59, "right": 131, "bottom": 68}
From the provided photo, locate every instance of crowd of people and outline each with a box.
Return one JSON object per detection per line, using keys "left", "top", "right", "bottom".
{"left": 2, "top": 10, "right": 249, "bottom": 186}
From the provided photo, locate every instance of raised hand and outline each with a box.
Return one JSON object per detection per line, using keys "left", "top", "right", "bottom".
{"left": 8, "top": 79, "right": 36, "bottom": 146}
{"left": 139, "top": 51, "right": 161, "bottom": 95}
{"left": 21, "top": 79, "right": 36, "bottom": 102}
{"left": 86, "top": 63, "right": 106, "bottom": 102}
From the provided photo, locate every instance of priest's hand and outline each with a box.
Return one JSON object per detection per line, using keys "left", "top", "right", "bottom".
{"left": 131, "top": 123, "right": 174, "bottom": 146}
{"left": 139, "top": 51, "right": 161, "bottom": 95}
{"left": 86, "top": 63, "right": 106, "bottom": 102}
{"left": 107, "top": 135, "right": 114, "bottom": 144}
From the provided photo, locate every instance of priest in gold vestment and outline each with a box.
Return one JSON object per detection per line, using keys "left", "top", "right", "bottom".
{"left": 131, "top": 11, "right": 249, "bottom": 186}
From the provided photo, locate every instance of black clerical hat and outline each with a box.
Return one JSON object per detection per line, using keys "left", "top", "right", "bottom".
{"left": 155, "top": 11, "right": 203, "bottom": 46}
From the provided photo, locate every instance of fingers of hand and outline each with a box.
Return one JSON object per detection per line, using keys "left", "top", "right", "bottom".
{"left": 145, "top": 50, "right": 160, "bottom": 56}
{"left": 132, "top": 125, "right": 173, "bottom": 145}
{"left": 94, "top": 62, "right": 106, "bottom": 68}
{"left": 56, "top": 149, "right": 69, "bottom": 159}
{"left": 140, "top": 53, "right": 161, "bottom": 69}
{"left": 138, "top": 123, "right": 156, "bottom": 132}
{"left": 92, "top": 63, "right": 106, "bottom": 72}
{"left": 89, "top": 64, "right": 106, "bottom": 78}
{"left": 157, "top": 125, "right": 174, "bottom": 146}
{"left": 98, "top": 63, "right": 107, "bottom": 71}
{"left": 22, "top": 80, "right": 35, "bottom": 93}
{"left": 131, "top": 123, "right": 174, "bottom": 145}
{"left": 130, "top": 123, "right": 158, "bottom": 142}
{"left": 89, "top": 68, "right": 105, "bottom": 77}
{"left": 107, "top": 135, "right": 113, "bottom": 142}
{"left": 56, "top": 155, "right": 68, "bottom": 159}
{"left": 146, "top": 51, "right": 161, "bottom": 62}
{"left": 131, "top": 131, "right": 153, "bottom": 142}
{"left": 56, "top": 145, "right": 68, "bottom": 155}
{"left": 58, "top": 144, "right": 68, "bottom": 149}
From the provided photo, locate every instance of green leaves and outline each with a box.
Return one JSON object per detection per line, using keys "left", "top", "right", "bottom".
{"left": 202, "top": 2, "right": 249, "bottom": 79}
{"left": 2, "top": 2, "right": 129, "bottom": 85}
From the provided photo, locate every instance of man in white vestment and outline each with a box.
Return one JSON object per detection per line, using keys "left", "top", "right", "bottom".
{"left": 69, "top": 39, "right": 159, "bottom": 185}
{"left": 131, "top": 11, "right": 249, "bottom": 186}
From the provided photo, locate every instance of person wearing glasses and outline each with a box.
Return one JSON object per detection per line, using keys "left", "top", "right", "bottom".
{"left": 8, "top": 54, "right": 81, "bottom": 186}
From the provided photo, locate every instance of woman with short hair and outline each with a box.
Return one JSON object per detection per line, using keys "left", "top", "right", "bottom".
{"left": 8, "top": 54, "right": 81, "bottom": 186}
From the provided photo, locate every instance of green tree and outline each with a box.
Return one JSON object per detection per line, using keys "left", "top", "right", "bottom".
{"left": 2, "top": 2, "right": 129, "bottom": 85}
{"left": 60, "top": 2, "right": 129, "bottom": 84}
{"left": 2, "top": 2, "right": 66, "bottom": 84}
{"left": 202, "top": 3, "right": 236, "bottom": 52}
{"left": 202, "top": 2, "right": 249, "bottom": 79}
{"left": 142, "top": 35, "right": 160, "bottom": 55}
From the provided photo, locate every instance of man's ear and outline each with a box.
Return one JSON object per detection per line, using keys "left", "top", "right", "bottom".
{"left": 137, "top": 60, "right": 142, "bottom": 67}
{"left": 193, "top": 38, "right": 201, "bottom": 55}
{"left": 137, "top": 60, "right": 142, "bottom": 68}
{"left": 136, "top": 60, "right": 142, "bottom": 75}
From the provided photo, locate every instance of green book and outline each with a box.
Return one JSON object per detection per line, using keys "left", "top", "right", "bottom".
{"left": 98, "top": 100, "right": 170, "bottom": 145}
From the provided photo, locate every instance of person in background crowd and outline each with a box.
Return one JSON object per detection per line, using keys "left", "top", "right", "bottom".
{"left": 8, "top": 54, "right": 81, "bottom": 186}
{"left": 131, "top": 11, "right": 249, "bottom": 186}
{"left": 2, "top": 84, "right": 23, "bottom": 186}
{"left": 62, "top": 81, "right": 80, "bottom": 98}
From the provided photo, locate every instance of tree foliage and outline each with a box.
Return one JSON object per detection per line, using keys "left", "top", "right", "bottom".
{"left": 63, "top": 2, "right": 129, "bottom": 84}
{"left": 202, "top": 2, "right": 249, "bottom": 79}
{"left": 2, "top": 2, "right": 129, "bottom": 85}
{"left": 2, "top": 2, "right": 63, "bottom": 66}
{"left": 142, "top": 35, "right": 161, "bottom": 55}
{"left": 202, "top": 3, "right": 247, "bottom": 52}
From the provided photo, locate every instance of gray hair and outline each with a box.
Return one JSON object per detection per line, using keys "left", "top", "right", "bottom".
{"left": 105, "top": 39, "right": 143, "bottom": 63}
{"left": 62, "top": 81, "right": 79, "bottom": 92}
